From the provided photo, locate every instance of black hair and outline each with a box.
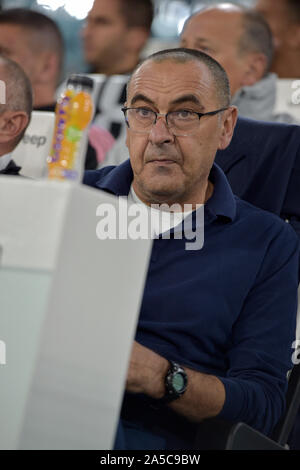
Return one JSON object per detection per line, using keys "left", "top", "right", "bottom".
{"left": 0, "top": 8, "right": 64, "bottom": 81}
{"left": 118, "top": 0, "right": 154, "bottom": 30}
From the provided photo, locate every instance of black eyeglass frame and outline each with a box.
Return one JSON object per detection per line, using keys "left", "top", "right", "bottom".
{"left": 121, "top": 106, "right": 228, "bottom": 136}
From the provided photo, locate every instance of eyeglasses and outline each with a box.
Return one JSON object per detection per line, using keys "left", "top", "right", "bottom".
{"left": 121, "top": 106, "right": 228, "bottom": 136}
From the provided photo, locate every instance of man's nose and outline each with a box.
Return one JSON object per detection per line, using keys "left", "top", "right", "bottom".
{"left": 148, "top": 116, "right": 174, "bottom": 145}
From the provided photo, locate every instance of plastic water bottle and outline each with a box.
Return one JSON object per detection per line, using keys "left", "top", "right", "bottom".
{"left": 47, "top": 74, "right": 94, "bottom": 181}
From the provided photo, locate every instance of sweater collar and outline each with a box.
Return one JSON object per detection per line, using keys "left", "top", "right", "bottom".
{"left": 94, "top": 159, "right": 236, "bottom": 222}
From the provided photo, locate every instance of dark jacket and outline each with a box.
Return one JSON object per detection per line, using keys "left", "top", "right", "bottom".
{"left": 215, "top": 117, "right": 300, "bottom": 237}
{"left": 0, "top": 159, "right": 21, "bottom": 175}
{"left": 84, "top": 161, "right": 299, "bottom": 445}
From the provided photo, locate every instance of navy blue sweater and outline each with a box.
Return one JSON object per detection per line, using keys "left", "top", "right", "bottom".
{"left": 215, "top": 117, "right": 300, "bottom": 237}
{"left": 84, "top": 160, "right": 300, "bottom": 446}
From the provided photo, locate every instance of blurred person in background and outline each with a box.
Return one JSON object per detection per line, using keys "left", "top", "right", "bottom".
{"left": 256, "top": 0, "right": 300, "bottom": 78}
{"left": 0, "top": 9, "right": 63, "bottom": 112}
{"left": 81, "top": 0, "right": 154, "bottom": 168}
{"left": 0, "top": 56, "right": 32, "bottom": 175}
{"left": 180, "top": 3, "right": 298, "bottom": 124}
{"left": 82, "top": 0, "right": 154, "bottom": 75}
{"left": 0, "top": 8, "right": 97, "bottom": 169}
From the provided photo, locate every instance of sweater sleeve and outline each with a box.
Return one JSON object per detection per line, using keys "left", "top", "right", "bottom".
{"left": 83, "top": 166, "right": 116, "bottom": 188}
{"left": 217, "top": 222, "right": 300, "bottom": 435}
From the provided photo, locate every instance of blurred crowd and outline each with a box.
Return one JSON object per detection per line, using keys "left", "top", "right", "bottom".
{"left": 1, "top": 0, "right": 300, "bottom": 173}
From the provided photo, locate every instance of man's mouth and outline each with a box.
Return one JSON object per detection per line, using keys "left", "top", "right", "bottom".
{"left": 147, "top": 158, "right": 177, "bottom": 165}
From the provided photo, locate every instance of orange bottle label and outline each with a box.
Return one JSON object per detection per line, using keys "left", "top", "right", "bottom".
{"left": 48, "top": 89, "right": 93, "bottom": 179}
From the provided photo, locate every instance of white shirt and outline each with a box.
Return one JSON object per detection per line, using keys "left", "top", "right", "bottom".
{"left": 0, "top": 153, "right": 12, "bottom": 172}
{"left": 128, "top": 185, "right": 196, "bottom": 237}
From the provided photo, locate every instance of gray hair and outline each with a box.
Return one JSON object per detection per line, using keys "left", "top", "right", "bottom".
{"left": 0, "top": 55, "right": 33, "bottom": 143}
{"left": 239, "top": 10, "right": 274, "bottom": 75}
{"left": 183, "top": 6, "right": 273, "bottom": 76}
{"left": 128, "top": 48, "right": 231, "bottom": 106}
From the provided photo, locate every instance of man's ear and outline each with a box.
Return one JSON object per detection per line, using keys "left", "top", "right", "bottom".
{"left": 241, "top": 52, "right": 268, "bottom": 87}
{"left": 35, "top": 51, "right": 59, "bottom": 85}
{"left": 0, "top": 110, "right": 29, "bottom": 144}
{"left": 218, "top": 106, "right": 238, "bottom": 150}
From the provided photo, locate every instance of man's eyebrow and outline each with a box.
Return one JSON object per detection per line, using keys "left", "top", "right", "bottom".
{"left": 87, "top": 14, "right": 112, "bottom": 24}
{"left": 130, "top": 93, "right": 205, "bottom": 110}
{"left": 194, "top": 38, "right": 211, "bottom": 44}
{"left": 170, "top": 94, "right": 205, "bottom": 110}
{"left": 130, "top": 94, "right": 155, "bottom": 106}
{"left": 181, "top": 34, "right": 211, "bottom": 44}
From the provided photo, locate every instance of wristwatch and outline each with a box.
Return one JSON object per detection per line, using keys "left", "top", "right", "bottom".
{"left": 162, "top": 360, "right": 188, "bottom": 403}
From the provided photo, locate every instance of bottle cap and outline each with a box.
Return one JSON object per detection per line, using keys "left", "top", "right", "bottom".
{"left": 67, "top": 74, "right": 94, "bottom": 90}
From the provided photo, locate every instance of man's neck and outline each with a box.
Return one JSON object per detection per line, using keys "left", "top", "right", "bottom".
{"left": 132, "top": 180, "right": 214, "bottom": 211}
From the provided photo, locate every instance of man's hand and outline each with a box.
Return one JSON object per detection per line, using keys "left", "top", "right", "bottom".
{"left": 126, "top": 341, "right": 226, "bottom": 422}
{"left": 126, "top": 341, "right": 169, "bottom": 399}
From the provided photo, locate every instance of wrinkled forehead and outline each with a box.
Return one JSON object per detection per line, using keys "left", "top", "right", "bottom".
{"left": 127, "top": 59, "right": 219, "bottom": 108}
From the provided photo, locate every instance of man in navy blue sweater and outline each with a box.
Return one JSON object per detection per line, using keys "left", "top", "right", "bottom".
{"left": 84, "top": 48, "right": 300, "bottom": 449}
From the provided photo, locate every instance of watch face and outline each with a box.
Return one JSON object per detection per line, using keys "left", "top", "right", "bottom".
{"left": 173, "top": 372, "right": 185, "bottom": 392}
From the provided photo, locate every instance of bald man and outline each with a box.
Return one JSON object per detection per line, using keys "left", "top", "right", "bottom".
{"left": 0, "top": 56, "right": 32, "bottom": 175}
{"left": 181, "top": 3, "right": 297, "bottom": 123}
{"left": 84, "top": 49, "right": 300, "bottom": 449}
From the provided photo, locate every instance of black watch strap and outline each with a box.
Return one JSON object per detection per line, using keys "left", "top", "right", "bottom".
{"left": 160, "top": 360, "right": 188, "bottom": 404}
